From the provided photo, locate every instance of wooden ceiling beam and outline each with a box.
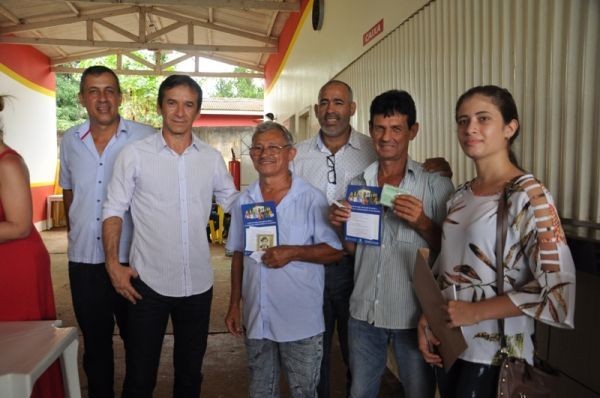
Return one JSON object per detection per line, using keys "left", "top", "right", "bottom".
{"left": 187, "top": 52, "right": 263, "bottom": 72}
{"left": 0, "top": 6, "right": 139, "bottom": 34}
{"left": 52, "top": 65, "right": 264, "bottom": 78}
{"left": 71, "top": 0, "right": 299, "bottom": 12}
{"left": 94, "top": 18, "right": 140, "bottom": 42}
{"left": 50, "top": 49, "right": 118, "bottom": 66}
{"left": 64, "top": 1, "right": 81, "bottom": 17}
{"left": 123, "top": 51, "right": 156, "bottom": 69}
{"left": 0, "top": 5, "right": 21, "bottom": 24}
{"left": 161, "top": 53, "right": 192, "bottom": 69}
{"left": 145, "top": 20, "right": 186, "bottom": 42}
{"left": 0, "top": 35, "right": 277, "bottom": 53}
{"left": 151, "top": 8, "right": 277, "bottom": 46}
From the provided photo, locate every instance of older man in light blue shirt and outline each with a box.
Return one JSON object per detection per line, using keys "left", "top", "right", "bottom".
{"left": 225, "top": 121, "right": 343, "bottom": 397}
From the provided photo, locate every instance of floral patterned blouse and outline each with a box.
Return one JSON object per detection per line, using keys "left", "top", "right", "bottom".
{"left": 434, "top": 174, "right": 576, "bottom": 365}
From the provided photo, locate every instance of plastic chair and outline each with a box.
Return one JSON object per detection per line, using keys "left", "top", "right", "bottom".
{"left": 208, "top": 205, "right": 225, "bottom": 244}
{"left": 0, "top": 320, "right": 81, "bottom": 398}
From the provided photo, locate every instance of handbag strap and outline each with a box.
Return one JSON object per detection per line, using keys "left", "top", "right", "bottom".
{"left": 495, "top": 176, "right": 520, "bottom": 353}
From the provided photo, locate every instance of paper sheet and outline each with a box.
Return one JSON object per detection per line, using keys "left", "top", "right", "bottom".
{"left": 412, "top": 248, "right": 467, "bottom": 371}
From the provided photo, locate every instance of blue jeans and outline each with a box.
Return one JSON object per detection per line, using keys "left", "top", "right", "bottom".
{"left": 436, "top": 359, "right": 500, "bottom": 398}
{"left": 245, "top": 333, "right": 324, "bottom": 398}
{"left": 348, "top": 317, "right": 434, "bottom": 398}
{"left": 69, "top": 261, "right": 128, "bottom": 398}
{"left": 122, "top": 278, "right": 212, "bottom": 398}
{"left": 319, "top": 256, "right": 354, "bottom": 398}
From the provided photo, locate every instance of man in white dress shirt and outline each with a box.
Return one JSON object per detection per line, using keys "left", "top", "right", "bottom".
{"left": 293, "top": 80, "right": 376, "bottom": 398}
{"left": 102, "top": 74, "right": 238, "bottom": 398}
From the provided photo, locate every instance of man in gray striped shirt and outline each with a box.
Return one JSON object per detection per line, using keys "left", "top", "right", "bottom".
{"left": 330, "top": 89, "right": 454, "bottom": 398}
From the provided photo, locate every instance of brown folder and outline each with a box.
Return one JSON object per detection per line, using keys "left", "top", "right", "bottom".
{"left": 412, "top": 248, "right": 467, "bottom": 371}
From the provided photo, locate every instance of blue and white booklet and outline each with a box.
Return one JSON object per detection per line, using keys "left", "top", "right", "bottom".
{"left": 242, "top": 201, "right": 279, "bottom": 255}
{"left": 344, "top": 184, "right": 382, "bottom": 246}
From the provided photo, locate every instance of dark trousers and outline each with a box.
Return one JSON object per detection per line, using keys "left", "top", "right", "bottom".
{"left": 69, "top": 261, "right": 129, "bottom": 398}
{"left": 122, "top": 278, "right": 213, "bottom": 398}
{"left": 318, "top": 256, "right": 354, "bottom": 398}
{"left": 436, "top": 358, "right": 500, "bottom": 398}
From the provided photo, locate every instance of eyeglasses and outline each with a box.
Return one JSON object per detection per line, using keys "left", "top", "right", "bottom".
{"left": 249, "top": 144, "right": 291, "bottom": 157}
{"left": 327, "top": 154, "right": 336, "bottom": 184}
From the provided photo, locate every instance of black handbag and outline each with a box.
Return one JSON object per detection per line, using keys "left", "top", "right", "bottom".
{"left": 495, "top": 179, "right": 559, "bottom": 398}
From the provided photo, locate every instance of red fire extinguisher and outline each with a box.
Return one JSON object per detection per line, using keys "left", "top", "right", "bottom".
{"left": 229, "top": 148, "right": 241, "bottom": 191}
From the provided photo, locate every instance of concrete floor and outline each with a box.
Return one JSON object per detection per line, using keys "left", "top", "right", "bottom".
{"left": 43, "top": 227, "right": 403, "bottom": 397}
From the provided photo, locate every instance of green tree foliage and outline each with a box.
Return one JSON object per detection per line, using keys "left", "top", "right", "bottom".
{"left": 56, "top": 52, "right": 208, "bottom": 132}
{"left": 213, "top": 67, "right": 264, "bottom": 99}
{"left": 56, "top": 73, "right": 87, "bottom": 132}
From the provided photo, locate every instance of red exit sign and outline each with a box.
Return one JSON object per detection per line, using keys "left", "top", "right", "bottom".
{"left": 363, "top": 19, "right": 384, "bottom": 46}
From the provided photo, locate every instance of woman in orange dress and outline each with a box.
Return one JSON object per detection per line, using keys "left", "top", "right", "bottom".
{"left": 0, "top": 95, "right": 64, "bottom": 397}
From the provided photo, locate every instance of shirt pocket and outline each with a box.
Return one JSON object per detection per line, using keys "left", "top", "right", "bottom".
{"left": 279, "top": 213, "right": 312, "bottom": 246}
{"left": 388, "top": 215, "right": 426, "bottom": 247}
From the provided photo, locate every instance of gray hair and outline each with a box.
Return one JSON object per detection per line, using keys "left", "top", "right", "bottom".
{"left": 252, "top": 121, "right": 294, "bottom": 145}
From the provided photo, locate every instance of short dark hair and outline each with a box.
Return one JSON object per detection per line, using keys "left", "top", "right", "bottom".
{"left": 80, "top": 65, "right": 121, "bottom": 94}
{"left": 369, "top": 89, "right": 417, "bottom": 127}
{"left": 157, "top": 75, "right": 203, "bottom": 112}
{"left": 455, "top": 85, "right": 521, "bottom": 167}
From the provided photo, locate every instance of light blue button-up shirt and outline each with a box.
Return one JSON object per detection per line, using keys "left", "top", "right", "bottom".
{"left": 226, "top": 174, "right": 342, "bottom": 342}
{"left": 59, "top": 118, "right": 156, "bottom": 263}
{"left": 103, "top": 132, "right": 238, "bottom": 297}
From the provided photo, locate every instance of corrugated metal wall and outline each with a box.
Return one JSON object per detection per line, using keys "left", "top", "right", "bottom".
{"left": 338, "top": 0, "right": 599, "bottom": 224}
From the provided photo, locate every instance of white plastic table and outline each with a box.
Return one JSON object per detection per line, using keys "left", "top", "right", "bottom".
{"left": 0, "top": 320, "right": 81, "bottom": 398}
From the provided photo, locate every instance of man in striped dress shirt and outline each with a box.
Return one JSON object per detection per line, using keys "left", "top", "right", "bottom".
{"left": 330, "top": 89, "right": 454, "bottom": 398}
{"left": 102, "top": 75, "right": 238, "bottom": 398}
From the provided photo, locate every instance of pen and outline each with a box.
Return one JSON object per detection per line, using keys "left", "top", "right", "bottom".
{"left": 424, "top": 325, "right": 435, "bottom": 353}
{"left": 332, "top": 200, "right": 346, "bottom": 209}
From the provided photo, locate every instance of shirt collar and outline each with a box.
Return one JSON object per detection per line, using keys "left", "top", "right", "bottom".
{"left": 314, "top": 126, "right": 362, "bottom": 154}
{"left": 363, "top": 157, "right": 418, "bottom": 186}
{"left": 246, "top": 172, "right": 304, "bottom": 205}
{"left": 155, "top": 131, "right": 201, "bottom": 153}
{"left": 77, "top": 116, "right": 126, "bottom": 141}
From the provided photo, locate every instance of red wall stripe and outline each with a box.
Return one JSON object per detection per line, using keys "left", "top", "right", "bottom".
{"left": 264, "top": 0, "right": 309, "bottom": 89}
{"left": 31, "top": 185, "right": 54, "bottom": 224}
{"left": 0, "top": 43, "right": 55, "bottom": 91}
